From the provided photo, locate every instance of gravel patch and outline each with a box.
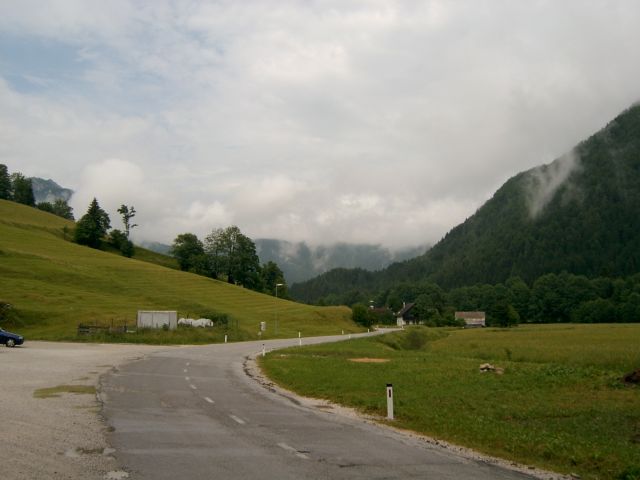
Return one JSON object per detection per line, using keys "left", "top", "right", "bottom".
{"left": 0, "top": 341, "right": 162, "bottom": 480}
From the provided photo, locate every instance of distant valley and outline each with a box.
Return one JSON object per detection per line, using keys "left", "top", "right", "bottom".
{"left": 142, "top": 239, "right": 428, "bottom": 284}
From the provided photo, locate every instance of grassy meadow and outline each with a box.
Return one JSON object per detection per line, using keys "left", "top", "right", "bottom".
{"left": 260, "top": 324, "right": 640, "bottom": 480}
{"left": 0, "top": 200, "right": 355, "bottom": 342}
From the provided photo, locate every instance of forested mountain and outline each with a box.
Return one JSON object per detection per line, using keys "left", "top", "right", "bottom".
{"left": 255, "top": 239, "right": 427, "bottom": 283}
{"left": 291, "top": 103, "right": 640, "bottom": 304}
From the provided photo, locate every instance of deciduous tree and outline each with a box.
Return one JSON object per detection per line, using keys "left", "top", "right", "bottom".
{"left": 261, "top": 261, "right": 287, "bottom": 297}
{"left": 117, "top": 204, "right": 137, "bottom": 238}
{"left": 171, "top": 233, "right": 205, "bottom": 272}
{"left": 10, "top": 173, "right": 35, "bottom": 206}
{"left": 204, "top": 226, "right": 260, "bottom": 288}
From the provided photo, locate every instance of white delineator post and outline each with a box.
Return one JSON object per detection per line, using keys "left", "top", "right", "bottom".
{"left": 298, "top": 331, "right": 302, "bottom": 346}
{"left": 224, "top": 334, "right": 228, "bottom": 344}
{"left": 386, "top": 384, "right": 394, "bottom": 420}
{"left": 262, "top": 344, "right": 266, "bottom": 357}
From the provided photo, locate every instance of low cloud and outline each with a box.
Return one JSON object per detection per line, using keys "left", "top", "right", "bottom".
{"left": 525, "top": 151, "right": 581, "bottom": 219}
{"left": 3, "top": 2, "right": 640, "bottom": 248}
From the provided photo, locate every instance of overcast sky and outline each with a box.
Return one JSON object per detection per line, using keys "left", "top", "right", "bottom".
{"left": 1, "top": 1, "right": 639, "bottom": 248}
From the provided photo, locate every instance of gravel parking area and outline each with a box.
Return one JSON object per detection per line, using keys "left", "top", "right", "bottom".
{"left": 0, "top": 341, "right": 163, "bottom": 480}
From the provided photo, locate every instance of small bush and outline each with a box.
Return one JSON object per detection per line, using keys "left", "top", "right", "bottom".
{"left": 617, "top": 466, "right": 640, "bottom": 480}
{"left": 377, "top": 327, "right": 448, "bottom": 351}
{"left": 197, "top": 311, "right": 230, "bottom": 327}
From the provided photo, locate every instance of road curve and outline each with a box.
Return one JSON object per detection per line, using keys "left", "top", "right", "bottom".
{"left": 101, "top": 333, "right": 538, "bottom": 480}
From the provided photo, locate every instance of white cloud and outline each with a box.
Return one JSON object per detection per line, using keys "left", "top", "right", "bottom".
{"left": 2, "top": 1, "right": 640, "bottom": 249}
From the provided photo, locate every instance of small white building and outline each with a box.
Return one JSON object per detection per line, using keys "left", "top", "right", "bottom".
{"left": 455, "top": 311, "right": 486, "bottom": 328}
{"left": 137, "top": 310, "right": 178, "bottom": 330}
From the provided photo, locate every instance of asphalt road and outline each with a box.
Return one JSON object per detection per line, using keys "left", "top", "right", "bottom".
{"left": 101, "top": 333, "right": 539, "bottom": 480}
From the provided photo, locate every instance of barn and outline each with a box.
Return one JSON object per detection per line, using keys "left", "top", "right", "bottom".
{"left": 455, "top": 311, "right": 486, "bottom": 328}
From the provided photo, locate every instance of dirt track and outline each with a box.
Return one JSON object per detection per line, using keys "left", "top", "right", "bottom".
{"left": 0, "top": 341, "right": 162, "bottom": 480}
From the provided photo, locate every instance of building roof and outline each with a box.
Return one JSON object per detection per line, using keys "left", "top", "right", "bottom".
{"left": 454, "top": 311, "right": 485, "bottom": 319}
{"left": 397, "top": 303, "right": 416, "bottom": 317}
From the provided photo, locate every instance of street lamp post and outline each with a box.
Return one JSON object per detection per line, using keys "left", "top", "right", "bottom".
{"left": 275, "top": 283, "right": 284, "bottom": 336}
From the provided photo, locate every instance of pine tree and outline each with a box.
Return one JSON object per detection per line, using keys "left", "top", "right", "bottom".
{"left": 0, "top": 164, "right": 11, "bottom": 200}
{"left": 74, "top": 198, "right": 111, "bottom": 248}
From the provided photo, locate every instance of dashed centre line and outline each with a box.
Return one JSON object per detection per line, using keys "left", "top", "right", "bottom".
{"left": 277, "top": 442, "right": 310, "bottom": 460}
{"left": 229, "top": 415, "right": 246, "bottom": 425}
{"left": 185, "top": 376, "right": 190, "bottom": 381}
{"left": 204, "top": 397, "right": 215, "bottom": 404}
{"left": 189, "top": 384, "right": 197, "bottom": 390}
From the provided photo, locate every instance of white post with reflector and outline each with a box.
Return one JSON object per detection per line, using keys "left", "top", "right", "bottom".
{"left": 386, "top": 384, "right": 394, "bottom": 420}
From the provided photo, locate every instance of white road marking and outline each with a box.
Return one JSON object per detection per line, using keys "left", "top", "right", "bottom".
{"left": 186, "top": 362, "right": 190, "bottom": 366}
{"left": 204, "top": 397, "right": 215, "bottom": 404}
{"left": 189, "top": 384, "right": 197, "bottom": 390}
{"left": 185, "top": 376, "right": 190, "bottom": 381}
{"left": 277, "top": 442, "right": 310, "bottom": 460}
{"left": 229, "top": 415, "right": 246, "bottom": 425}
{"left": 183, "top": 369, "right": 188, "bottom": 373}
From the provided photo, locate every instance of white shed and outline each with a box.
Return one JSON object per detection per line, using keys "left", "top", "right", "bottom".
{"left": 137, "top": 310, "right": 178, "bottom": 330}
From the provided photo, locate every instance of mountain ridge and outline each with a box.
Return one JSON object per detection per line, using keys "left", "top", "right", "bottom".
{"left": 290, "top": 103, "right": 640, "bottom": 304}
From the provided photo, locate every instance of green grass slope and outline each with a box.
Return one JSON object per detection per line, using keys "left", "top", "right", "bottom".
{"left": 0, "top": 200, "right": 354, "bottom": 342}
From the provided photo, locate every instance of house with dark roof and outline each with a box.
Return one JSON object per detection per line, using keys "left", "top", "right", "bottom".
{"left": 396, "top": 302, "right": 417, "bottom": 327}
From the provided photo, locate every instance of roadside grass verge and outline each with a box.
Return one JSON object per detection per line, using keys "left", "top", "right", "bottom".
{"left": 34, "top": 385, "right": 97, "bottom": 398}
{"left": 260, "top": 324, "right": 640, "bottom": 480}
{"left": 0, "top": 200, "right": 356, "bottom": 343}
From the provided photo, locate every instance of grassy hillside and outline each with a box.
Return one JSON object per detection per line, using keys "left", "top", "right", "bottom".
{"left": 0, "top": 200, "right": 354, "bottom": 342}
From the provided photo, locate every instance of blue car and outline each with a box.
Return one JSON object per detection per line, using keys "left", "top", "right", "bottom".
{"left": 0, "top": 328, "right": 24, "bottom": 347}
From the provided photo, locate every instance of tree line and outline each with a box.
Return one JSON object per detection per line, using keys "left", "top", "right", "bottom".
{"left": 74, "top": 198, "right": 137, "bottom": 257}
{"left": 331, "top": 272, "right": 640, "bottom": 327}
{"left": 2, "top": 167, "right": 286, "bottom": 294}
{"left": 170, "top": 226, "right": 288, "bottom": 298}
{"left": 1, "top": 164, "right": 74, "bottom": 220}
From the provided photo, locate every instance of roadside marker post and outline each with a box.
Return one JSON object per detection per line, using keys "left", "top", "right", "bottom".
{"left": 224, "top": 334, "right": 228, "bottom": 344}
{"left": 298, "top": 332, "right": 302, "bottom": 346}
{"left": 262, "top": 344, "right": 266, "bottom": 357}
{"left": 386, "top": 384, "right": 394, "bottom": 420}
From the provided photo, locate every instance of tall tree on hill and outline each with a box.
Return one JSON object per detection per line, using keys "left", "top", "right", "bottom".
{"left": 171, "top": 233, "right": 206, "bottom": 272}
{"left": 0, "top": 164, "right": 11, "bottom": 200}
{"left": 117, "top": 204, "right": 138, "bottom": 238}
{"left": 74, "top": 198, "right": 111, "bottom": 249}
{"left": 10, "top": 173, "right": 35, "bottom": 206}
{"left": 261, "top": 261, "right": 287, "bottom": 297}
{"left": 204, "top": 226, "right": 260, "bottom": 288}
